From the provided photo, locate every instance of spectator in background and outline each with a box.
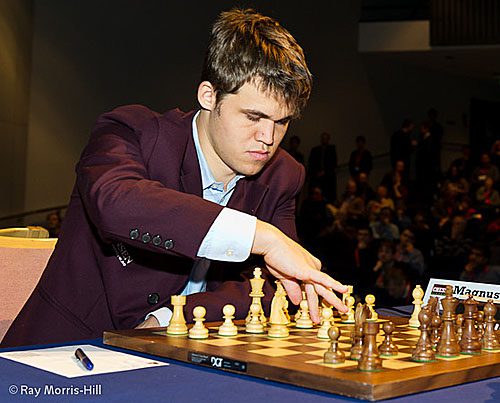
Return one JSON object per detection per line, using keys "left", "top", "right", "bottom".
{"left": 373, "top": 240, "right": 396, "bottom": 289}
{"left": 356, "top": 172, "right": 376, "bottom": 203}
{"left": 476, "top": 176, "right": 500, "bottom": 221}
{"left": 395, "top": 228, "right": 425, "bottom": 280}
{"left": 459, "top": 244, "right": 500, "bottom": 284}
{"left": 380, "top": 160, "right": 408, "bottom": 205}
{"left": 471, "top": 152, "right": 499, "bottom": 192}
{"left": 450, "top": 145, "right": 474, "bottom": 180}
{"left": 371, "top": 207, "right": 400, "bottom": 241}
{"left": 390, "top": 118, "right": 414, "bottom": 175}
{"left": 416, "top": 121, "right": 440, "bottom": 203}
{"left": 286, "top": 135, "right": 304, "bottom": 165}
{"left": 45, "top": 211, "right": 62, "bottom": 238}
{"left": 377, "top": 264, "right": 413, "bottom": 307}
{"left": 308, "top": 132, "right": 338, "bottom": 202}
{"left": 337, "top": 179, "right": 365, "bottom": 225}
{"left": 351, "top": 224, "right": 378, "bottom": 296}
{"left": 442, "top": 164, "right": 469, "bottom": 198}
{"left": 394, "top": 204, "right": 412, "bottom": 232}
{"left": 348, "top": 135, "right": 373, "bottom": 179}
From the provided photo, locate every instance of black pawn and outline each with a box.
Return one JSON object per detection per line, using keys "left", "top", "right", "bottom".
{"left": 324, "top": 326, "right": 345, "bottom": 364}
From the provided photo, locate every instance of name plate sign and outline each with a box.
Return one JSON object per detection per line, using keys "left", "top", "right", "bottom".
{"left": 423, "top": 278, "right": 500, "bottom": 306}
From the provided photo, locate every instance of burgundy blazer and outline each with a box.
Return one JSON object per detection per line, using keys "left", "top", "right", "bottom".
{"left": 2, "top": 105, "right": 305, "bottom": 347}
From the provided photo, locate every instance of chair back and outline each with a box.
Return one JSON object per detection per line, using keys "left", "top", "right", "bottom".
{"left": 0, "top": 226, "right": 49, "bottom": 238}
{"left": 0, "top": 236, "right": 57, "bottom": 342}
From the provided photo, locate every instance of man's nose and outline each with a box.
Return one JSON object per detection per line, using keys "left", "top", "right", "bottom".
{"left": 256, "top": 120, "right": 275, "bottom": 145}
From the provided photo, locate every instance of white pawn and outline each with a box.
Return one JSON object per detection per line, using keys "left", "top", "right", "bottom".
{"left": 317, "top": 306, "right": 334, "bottom": 339}
{"left": 296, "top": 299, "right": 314, "bottom": 328}
{"left": 365, "top": 294, "right": 378, "bottom": 321}
{"left": 246, "top": 303, "right": 265, "bottom": 334}
{"left": 294, "top": 290, "right": 306, "bottom": 322}
{"left": 189, "top": 306, "right": 209, "bottom": 339}
{"left": 218, "top": 304, "right": 238, "bottom": 337}
{"left": 409, "top": 285, "right": 424, "bottom": 328}
{"left": 342, "top": 295, "right": 355, "bottom": 323}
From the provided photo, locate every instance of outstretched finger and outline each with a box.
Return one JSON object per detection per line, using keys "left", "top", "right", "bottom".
{"left": 305, "top": 269, "right": 348, "bottom": 294}
{"left": 305, "top": 283, "right": 320, "bottom": 323}
{"left": 314, "top": 283, "right": 348, "bottom": 313}
{"left": 280, "top": 278, "right": 302, "bottom": 305}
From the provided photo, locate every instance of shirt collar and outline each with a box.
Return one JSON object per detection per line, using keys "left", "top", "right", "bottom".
{"left": 192, "top": 111, "right": 244, "bottom": 192}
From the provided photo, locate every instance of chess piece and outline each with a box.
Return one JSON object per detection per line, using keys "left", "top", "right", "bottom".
{"left": 350, "top": 303, "right": 371, "bottom": 361}
{"left": 294, "top": 290, "right": 306, "bottom": 322}
{"left": 455, "top": 314, "right": 464, "bottom": 342}
{"left": 268, "top": 283, "right": 289, "bottom": 338}
{"left": 436, "top": 285, "right": 460, "bottom": 357}
{"left": 431, "top": 313, "right": 442, "bottom": 349}
{"left": 246, "top": 302, "right": 265, "bottom": 334}
{"left": 296, "top": 298, "right": 314, "bottom": 328}
{"left": 166, "top": 295, "right": 188, "bottom": 335}
{"left": 246, "top": 267, "right": 266, "bottom": 325}
{"left": 365, "top": 294, "right": 378, "bottom": 321}
{"left": 412, "top": 307, "right": 435, "bottom": 362}
{"left": 378, "top": 321, "right": 398, "bottom": 356}
{"left": 342, "top": 295, "right": 355, "bottom": 324}
{"left": 482, "top": 299, "right": 500, "bottom": 350}
{"left": 358, "top": 321, "right": 382, "bottom": 371}
{"left": 218, "top": 304, "right": 238, "bottom": 337}
{"left": 476, "top": 310, "right": 484, "bottom": 340}
{"left": 189, "top": 306, "right": 209, "bottom": 339}
{"left": 409, "top": 285, "right": 424, "bottom": 328}
{"left": 317, "top": 306, "right": 334, "bottom": 339}
{"left": 324, "top": 326, "right": 345, "bottom": 364}
{"left": 460, "top": 295, "right": 482, "bottom": 355}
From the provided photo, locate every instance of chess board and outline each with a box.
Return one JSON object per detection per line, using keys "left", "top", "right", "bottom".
{"left": 103, "top": 317, "right": 500, "bottom": 401}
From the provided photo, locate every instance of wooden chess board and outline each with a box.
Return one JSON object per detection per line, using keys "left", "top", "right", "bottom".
{"left": 103, "top": 317, "right": 500, "bottom": 401}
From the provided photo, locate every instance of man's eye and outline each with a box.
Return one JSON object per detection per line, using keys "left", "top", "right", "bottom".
{"left": 276, "top": 120, "right": 290, "bottom": 127}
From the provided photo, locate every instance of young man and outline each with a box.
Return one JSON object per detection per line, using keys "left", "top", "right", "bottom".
{"left": 2, "top": 9, "right": 347, "bottom": 347}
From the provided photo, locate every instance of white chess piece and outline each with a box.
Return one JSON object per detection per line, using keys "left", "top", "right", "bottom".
{"left": 268, "top": 283, "right": 289, "bottom": 338}
{"left": 409, "top": 285, "right": 424, "bottom": 328}
{"left": 317, "top": 306, "right": 334, "bottom": 339}
{"left": 167, "top": 295, "right": 188, "bottom": 335}
{"left": 246, "top": 267, "right": 266, "bottom": 325}
{"left": 246, "top": 302, "right": 265, "bottom": 334}
{"left": 189, "top": 306, "right": 209, "bottom": 339}
{"left": 218, "top": 304, "right": 238, "bottom": 336}
{"left": 343, "top": 296, "right": 355, "bottom": 323}
{"left": 296, "top": 299, "right": 314, "bottom": 328}
{"left": 365, "top": 294, "right": 378, "bottom": 321}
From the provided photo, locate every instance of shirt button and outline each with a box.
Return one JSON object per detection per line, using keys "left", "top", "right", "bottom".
{"left": 152, "top": 235, "right": 162, "bottom": 246}
{"left": 164, "top": 239, "right": 175, "bottom": 250}
{"left": 147, "top": 293, "right": 160, "bottom": 305}
{"left": 225, "top": 249, "right": 234, "bottom": 257}
{"left": 141, "top": 232, "right": 152, "bottom": 243}
{"left": 130, "top": 229, "right": 139, "bottom": 240}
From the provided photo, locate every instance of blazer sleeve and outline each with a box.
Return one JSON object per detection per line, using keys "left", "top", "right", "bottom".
{"left": 76, "top": 105, "right": 223, "bottom": 259}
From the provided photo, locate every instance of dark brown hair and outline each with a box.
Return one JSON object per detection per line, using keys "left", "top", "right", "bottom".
{"left": 201, "top": 8, "right": 312, "bottom": 118}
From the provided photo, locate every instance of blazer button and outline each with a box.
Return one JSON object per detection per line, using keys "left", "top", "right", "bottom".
{"left": 130, "top": 229, "right": 140, "bottom": 240}
{"left": 147, "top": 293, "right": 160, "bottom": 305}
{"left": 164, "top": 239, "right": 174, "bottom": 250}
{"left": 152, "top": 235, "right": 162, "bottom": 246}
{"left": 141, "top": 232, "right": 152, "bottom": 243}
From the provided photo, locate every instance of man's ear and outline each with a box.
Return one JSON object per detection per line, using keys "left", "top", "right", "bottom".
{"left": 197, "top": 81, "right": 217, "bottom": 111}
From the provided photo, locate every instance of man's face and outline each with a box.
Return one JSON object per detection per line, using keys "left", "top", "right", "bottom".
{"left": 468, "top": 248, "right": 487, "bottom": 268}
{"left": 201, "top": 82, "right": 292, "bottom": 179}
{"left": 378, "top": 245, "right": 393, "bottom": 263}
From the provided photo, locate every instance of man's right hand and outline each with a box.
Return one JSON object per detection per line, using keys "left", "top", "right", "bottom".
{"left": 251, "top": 220, "right": 348, "bottom": 323}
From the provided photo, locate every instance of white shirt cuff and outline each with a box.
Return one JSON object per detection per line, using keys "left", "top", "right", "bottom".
{"left": 146, "top": 307, "right": 173, "bottom": 327}
{"left": 198, "top": 207, "right": 257, "bottom": 262}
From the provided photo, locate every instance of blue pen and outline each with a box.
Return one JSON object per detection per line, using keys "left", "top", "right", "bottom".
{"left": 75, "top": 348, "right": 94, "bottom": 370}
